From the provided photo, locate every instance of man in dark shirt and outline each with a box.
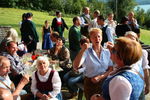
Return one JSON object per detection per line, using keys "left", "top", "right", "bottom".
{"left": 21, "top": 12, "right": 39, "bottom": 53}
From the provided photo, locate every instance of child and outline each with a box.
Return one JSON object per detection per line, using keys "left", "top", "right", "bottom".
{"left": 42, "top": 20, "right": 53, "bottom": 50}
{"left": 31, "top": 56, "right": 62, "bottom": 100}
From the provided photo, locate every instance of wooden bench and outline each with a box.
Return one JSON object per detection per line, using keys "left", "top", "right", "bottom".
{"left": 76, "top": 83, "right": 84, "bottom": 100}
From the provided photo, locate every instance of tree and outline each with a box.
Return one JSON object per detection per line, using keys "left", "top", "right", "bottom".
{"left": 48, "top": 0, "right": 65, "bottom": 12}
{"left": 108, "top": 0, "right": 137, "bottom": 23}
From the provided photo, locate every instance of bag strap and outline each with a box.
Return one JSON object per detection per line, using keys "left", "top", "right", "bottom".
{"left": 0, "top": 80, "right": 15, "bottom": 92}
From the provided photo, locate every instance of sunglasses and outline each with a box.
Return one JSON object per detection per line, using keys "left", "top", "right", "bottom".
{"left": 111, "top": 48, "right": 117, "bottom": 54}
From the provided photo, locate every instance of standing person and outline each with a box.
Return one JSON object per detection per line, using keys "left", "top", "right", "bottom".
{"left": 97, "top": 15, "right": 114, "bottom": 46}
{"left": 105, "top": 13, "right": 117, "bottom": 39}
{"left": 91, "top": 37, "right": 144, "bottom": 100}
{"left": 69, "top": 16, "right": 82, "bottom": 61}
{"left": 88, "top": 10, "right": 100, "bottom": 31}
{"left": 31, "top": 56, "right": 62, "bottom": 100}
{"left": 42, "top": 20, "right": 53, "bottom": 50}
{"left": 115, "top": 16, "right": 132, "bottom": 37}
{"left": 105, "top": 13, "right": 117, "bottom": 28}
{"left": 21, "top": 12, "right": 39, "bottom": 53}
{"left": 51, "top": 11, "right": 68, "bottom": 37}
{"left": 128, "top": 11, "right": 140, "bottom": 37}
{"left": 80, "top": 7, "right": 91, "bottom": 37}
{"left": 19, "top": 13, "right": 26, "bottom": 29}
{"left": 73, "top": 28, "right": 113, "bottom": 100}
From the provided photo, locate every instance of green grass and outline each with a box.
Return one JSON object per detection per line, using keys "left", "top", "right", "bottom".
{"left": 0, "top": 8, "right": 150, "bottom": 100}
{"left": 140, "top": 29, "right": 150, "bottom": 45}
{"left": 0, "top": 8, "right": 73, "bottom": 41}
{"left": 0, "top": 7, "right": 150, "bottom": 45}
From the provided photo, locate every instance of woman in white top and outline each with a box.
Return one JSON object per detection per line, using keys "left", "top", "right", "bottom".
{"left": 31, "top": 56, "right": 62, "bottom": 100}
{"left": 73, "top": 28, "right": 113, "bottom": 100}
{"left": 91, "top": 37, "right": 144, "bottom": 100}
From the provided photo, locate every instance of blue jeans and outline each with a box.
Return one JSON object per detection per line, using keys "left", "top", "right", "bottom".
{"left": 63, "top": 70, "right": 83, "bottom": 93}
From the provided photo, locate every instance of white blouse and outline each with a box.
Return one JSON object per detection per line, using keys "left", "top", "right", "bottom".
{"left": 31, "top": 68, "right": 61, "bottom": 98}
{"left": 109, "top": 75, "right": 132, "bottom": 100}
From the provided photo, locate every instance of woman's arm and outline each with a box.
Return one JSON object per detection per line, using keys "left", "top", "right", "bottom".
{"left": 13, "top": 75, "right": 29, "bottom": 100}
{"left": 109, "top": 76, "right": 132, "bottom": 100}
{"left": 48, "top": 71, "right": 61, "bottom": 98}
{"left": 59, "top": 48, "right": 70, "bottom": 67}
{"left": 49, "top": 27, "right": 53, "bottom": 34}
{"left": 31, "top": 72, "right": 39, "bottom": 97}
{"left": 73, "top": 43, "right": 90, "bottom": 70}
{"left": 42, "top": 26, "right": 44, "bottom": 42}
{"left": 91, "top": 66, "right": 113, "bottom": 83}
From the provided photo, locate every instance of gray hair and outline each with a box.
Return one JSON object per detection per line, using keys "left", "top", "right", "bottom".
{"left": 36, "top": 56, "right": 50, "bottom": 67}
{"left": 125, "top": 31, "right": 139, "bottom": 42}
{"left": 0, "top": 56, "right": 9, "bottom": 67}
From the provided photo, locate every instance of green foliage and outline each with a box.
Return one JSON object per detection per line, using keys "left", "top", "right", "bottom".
{"left": 135, "top": 8, "right": 150, "bottom": 29}
{"left": 108, "top": 0, "right": 137, "bottom": 22}
{"left": 88, "top": 0, "right": 105, "bottom": 15}
{"left": 49, "top": 0, "right": 65, "bottom": 12}
{"left": 0, "top": 8, "right": 150, "bottom": 45}
{"left": 0, "top": 0, "right": 88, "bottom": 14}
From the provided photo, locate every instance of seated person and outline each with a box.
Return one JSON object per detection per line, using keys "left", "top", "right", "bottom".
{"left": 0, "top": 28, "right": 18, "bottom": 53}
{"left": 0, "top": 87, "right": 13, "bottom": 100}
{"left": 17, "top": 42, "right": 28, "bottom": 57}
{"left": 63, "top": 37, "right": 89, "bottom": 99}
{"left": 63, "top": 67, "right": 85, "bottom": 99}
{"left": 50, "top": 32, "right": 59, "bottom": 45}
{"left": 48, "top": 36, "right": 71, "bottom": 81}
{"left": 1, "top": 41, "right": 28, "bottom": 86}
{"left": 0, "top": 56, "right": 29, "bottom": 100}
{"left": 91, "top": 37, "right": 144, "bottom": 100}
{"left": 31, "top": 56, "right": 62, "bottom": 100}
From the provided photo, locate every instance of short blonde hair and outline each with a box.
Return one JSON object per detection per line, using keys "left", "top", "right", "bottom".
{"left": 114, "top": 37, "right": 142, "bottom": 66}
{"left": 6, "top": 28, "right": 18, "bottom": 42}
{"left": 89, "top": 28, "right": 102, "bottom": 37}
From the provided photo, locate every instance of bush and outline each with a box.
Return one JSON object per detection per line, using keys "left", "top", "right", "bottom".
{"left": 135, "top": 8, "right": 150, "bottom": 29}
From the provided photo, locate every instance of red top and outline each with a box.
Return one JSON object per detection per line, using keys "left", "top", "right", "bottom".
{"left": 56, "top": 21, "right": 62, "bottom": 26}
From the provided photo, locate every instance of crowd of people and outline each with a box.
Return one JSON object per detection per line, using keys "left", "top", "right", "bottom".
{"left": 0, "top": 6, "right": 149, "bottom": 100}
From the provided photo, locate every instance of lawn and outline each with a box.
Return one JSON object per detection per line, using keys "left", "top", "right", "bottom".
{"left": 0, "top": 8, "right": 150, "bottom": 100}
{"left": 0, "top": 7, "right": 150, "bottom": 45}
{"left": 0, "top": 8, "right": 73, "bottom": 41}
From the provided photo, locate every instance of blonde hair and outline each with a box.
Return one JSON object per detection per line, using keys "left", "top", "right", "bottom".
{"left": 115, "top": 37, "right": 142, "bottom": 66}
{"left": 6, "top": 28, "right": 18, "bottom": 42}
{"left": 89, "top": 28, "right": 102, "bottom": 37}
